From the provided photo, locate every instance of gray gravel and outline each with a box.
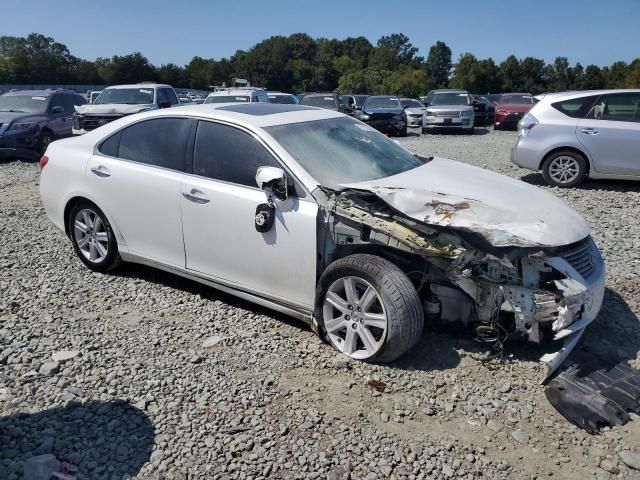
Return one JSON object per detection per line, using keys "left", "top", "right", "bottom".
{"left": 1, "top": 128, "right": 640, "bottom": 479}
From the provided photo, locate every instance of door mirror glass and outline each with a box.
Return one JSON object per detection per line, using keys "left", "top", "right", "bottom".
{"left": 255, "top": 166, "right": 287, "bottom": 201}
{"left": 51, "top": 105, "right": 64, "bottom": 114}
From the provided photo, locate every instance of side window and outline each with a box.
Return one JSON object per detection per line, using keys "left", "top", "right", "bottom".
{"left": 156, "top": 88, "right": 168, "bottom": 105}
{"left": 98, "top": 131, "right": 121, "bottom": 157}
{"left": 193, "top": 121, "right": 280, "bottom": 187}
{"left": 590, "top": 93, "right": 640, "bottom": 123}
{"left": 49, "top": 95, "right": 64, "bottom": 113}
{"left": 163, "top": 88, "right": 179, "bottom": 105}
{"left": 118, "top": 118, "right": 191, "bottom": 171}
{"left": 552, "top": 95, "right": 600, "bottom": 118}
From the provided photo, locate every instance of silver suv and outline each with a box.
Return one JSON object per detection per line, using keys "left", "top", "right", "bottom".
{"left": 422, "top": 89, "right": 475, "bottom": 134}
{"left": 511, "top": 89, "right": 640, "bottom": 187}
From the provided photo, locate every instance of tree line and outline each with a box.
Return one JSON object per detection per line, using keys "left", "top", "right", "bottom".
{"left": 1, "top": 32, "right": 639, "bottom": 96}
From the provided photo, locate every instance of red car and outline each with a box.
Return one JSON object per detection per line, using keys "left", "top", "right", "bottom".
{"left": 494, "top": 93, "right": 535, "bottom": 130}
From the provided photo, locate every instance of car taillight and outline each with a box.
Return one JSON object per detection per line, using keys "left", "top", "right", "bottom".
{"left": 39, "top": 155, "right": 49, "bottom": 170}
{"left": 519, "top": 113, "right": 538, "bottom": 136}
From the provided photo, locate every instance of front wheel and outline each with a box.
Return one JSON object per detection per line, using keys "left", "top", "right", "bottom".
{"left": 39, "top": 131, "right": 53, "bottom": 154}
{"left": 399, "top": 124, "right": 408, "bottom": 137}
{"left": 542, "top": 151, "right": 587, "bottom": 188}
{"left": 67, "top": 200, "right": 121, "bottom": 272}
{"left": 315, "top": 254, "right": 423, "bottom": 362}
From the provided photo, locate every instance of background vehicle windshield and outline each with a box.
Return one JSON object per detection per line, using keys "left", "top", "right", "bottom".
{"left": 265, "top": 117, "right": 422, "bottom": 186}
{"left": 430, "top": 92, "right": 471, "bottom": 106}
{"left": 365, "top": 97, "right": 401, "bottom": 109}
{"left": 95, "top": 88, "right": 154, "bottom": 105}
{"left": 300, "top": 95, "right": 338, "bottom": 108}
{"left": 0, "top": 95, "right": 48, "bottom": 113}
{"left": 499, "top": 94, "right": 533, "bottom": 105}
{"left": 401, "top": 99, "right": 424, "bottom": 108}
{"left": 205, "top": 95, "right": 250, "bottom": 103}
{"left": 268, "top": 95, "right": 296, "bottom": 104}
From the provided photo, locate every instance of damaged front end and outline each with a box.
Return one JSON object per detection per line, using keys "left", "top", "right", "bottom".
{"left": 316, "top": 187, "right": 605, "bottom": 377}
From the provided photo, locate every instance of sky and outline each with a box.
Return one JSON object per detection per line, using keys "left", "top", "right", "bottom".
{"left": 1, "top": 0, "right": 639, "bottom": 67}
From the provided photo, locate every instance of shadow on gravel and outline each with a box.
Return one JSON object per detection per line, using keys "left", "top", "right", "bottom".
{"left": 0, "top": 400, "right": 154, "bottom": 478}
{"left": 113, "top": 263, "right": 309, "bottom": 333}
{"left": 520, "top": 172, "right": 640, "bottom": 193}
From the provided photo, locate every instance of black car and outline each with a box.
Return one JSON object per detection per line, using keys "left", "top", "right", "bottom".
{"left": 357, "top": 96, "right": 408, "bottom": 137}
{"left": 472, "top": 95, "right": 495, "bottom": 125}
{"left": 0, "top": 89, "right": 86, "bottom": 160}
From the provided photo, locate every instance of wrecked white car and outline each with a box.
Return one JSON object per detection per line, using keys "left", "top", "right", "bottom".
{"left": 40, "top": 103, "right": 605, "bottom": 374}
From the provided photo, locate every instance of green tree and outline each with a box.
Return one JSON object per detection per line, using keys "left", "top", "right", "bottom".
{"left": 425, "top": 41, "right": 452, "bottom": 88}
{"left": 625, "top": 59, "right": 640, "bottom": 88}
{"left": 519, "top": 57, "right": 546, "bottom": 93}
{"left": 581, "top": 65, "right": 604, "bottom": 89}
{"left": 602, "top": 61, "right": 627, "bottom": 88}
{"left": 499, "top": 55, "right": 521, "bottom": 92}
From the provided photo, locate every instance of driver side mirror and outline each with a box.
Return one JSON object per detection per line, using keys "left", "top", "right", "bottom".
{"left": 50, "top": 106, "right": 64, "bottom": 114}
{"left": 255, "top": 166, "right": 288, "bottom": 201}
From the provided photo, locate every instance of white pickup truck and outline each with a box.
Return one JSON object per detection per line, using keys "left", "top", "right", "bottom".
{"left": 73, "top": 84, "right": 179, "bottom": 135}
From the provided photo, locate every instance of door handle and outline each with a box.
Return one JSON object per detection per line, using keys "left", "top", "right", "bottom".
{"left": 182, "top": 189, "right": 210, "bottom": 204}
{"left": 581, "top": 128, "right": 599, "bottom": 135}
{"left": 90, "top": 166, "right": 111, "bottom": 178}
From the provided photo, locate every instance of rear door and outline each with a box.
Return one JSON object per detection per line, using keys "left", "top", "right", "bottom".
{"left": 577, "top": 92, "right": 640, "bottom": 175}
{"left": 180, "top": 120, "right": 318, "bottom": 308}
{"left": 86, "top": 117, "right": 193, "bottom": 267}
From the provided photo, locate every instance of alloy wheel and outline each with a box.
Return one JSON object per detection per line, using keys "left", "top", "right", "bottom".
{"left": 73, "top": 208, "right": 109, "bottom": 263}
{"left": 322, "top": 276, "right": 387, "bottom": 360}
{"left": 549, "top": 156, "right": 580, "bottom": 184}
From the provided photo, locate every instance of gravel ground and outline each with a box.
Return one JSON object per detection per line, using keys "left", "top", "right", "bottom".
{"left": 1, "top": 128, "right": 640, "bottom": 479}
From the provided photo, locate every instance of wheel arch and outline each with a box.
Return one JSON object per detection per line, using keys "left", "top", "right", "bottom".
{"left": 539, "top": 146, "right": 591, "bottom": 174}
{"left": 63, "top": 196, "right": 124, "bottom": 249}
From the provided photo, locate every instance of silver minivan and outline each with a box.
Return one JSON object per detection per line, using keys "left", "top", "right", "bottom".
{"left": 511, "top": 89, "right": 640, "bottom": 187}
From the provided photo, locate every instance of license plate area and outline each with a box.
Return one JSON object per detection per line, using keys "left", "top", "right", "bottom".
{"left": 443, "top": 118, "right": 452, "bottom": 125}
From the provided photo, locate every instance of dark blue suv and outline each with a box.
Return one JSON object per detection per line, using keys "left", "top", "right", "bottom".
{"left": 0, "top": 89, "right": 86, "bottom": 160}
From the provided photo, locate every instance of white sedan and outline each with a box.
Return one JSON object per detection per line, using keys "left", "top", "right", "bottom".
{"left": 39, "top": 103, "right": 605, "bottom": 372}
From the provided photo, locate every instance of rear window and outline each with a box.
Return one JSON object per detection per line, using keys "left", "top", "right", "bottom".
{"left": 551, "top": 95, "right": 600, "bottom": 119}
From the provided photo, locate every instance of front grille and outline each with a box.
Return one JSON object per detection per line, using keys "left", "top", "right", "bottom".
{"left": 434, "top": 111, "right": 461, "bottom": 117}
{"left": 80, "top": 115, "right": 122, "bottom": 131}
{"left": 558, "top": 237, "right": 596, "bottom": 278}
{"left": 369, "top": 113, "right": 395, "bottom": 121}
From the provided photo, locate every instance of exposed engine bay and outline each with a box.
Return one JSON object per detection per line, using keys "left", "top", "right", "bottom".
{"left": 314, "top": 184, "right": 605, "bottom": 377}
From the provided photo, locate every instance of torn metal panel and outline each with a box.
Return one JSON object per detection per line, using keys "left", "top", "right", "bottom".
{"left": 342, "top": 157, "right": 590, "bottom": 248}
{"left": 546, "top": 354, "right": 640, "bottom": 433}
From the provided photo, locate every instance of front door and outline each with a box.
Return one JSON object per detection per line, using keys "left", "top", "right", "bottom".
{"left": 577, "top": 92, "right": 640, "bottom": 176}
{"left": 180, "top": 120, "right": 318, "bottom": 309}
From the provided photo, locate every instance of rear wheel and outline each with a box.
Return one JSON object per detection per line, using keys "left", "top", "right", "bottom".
{"left": 316, "top": 254, "right": 423, "bottom": 362}
{"left": 39, "top": 131, "right": 53, "bottom": 154}
{"left": 67, "top": 201, "right": 121, "bottom": 272}
{"left": 542, "top": 151, "right": 587, "bottom": 188}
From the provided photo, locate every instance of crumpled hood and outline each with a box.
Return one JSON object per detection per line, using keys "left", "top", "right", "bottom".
{"left": 74, "top": 104, "right": 156, "bottom": 115}
{"left": 344, "top": 157, "right": 589, "bottom": 248}
{"left": 0, "top": 111, "right": 36, "bottom": 125}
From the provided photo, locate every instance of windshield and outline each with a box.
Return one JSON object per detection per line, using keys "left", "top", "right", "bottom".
{"left": 429, "top": 92, "right": 471, "bottom": 106}
{"left": 95, "top": 88, "right": 154, "bottom": 105}
{"left": 401, "top": 99, "right": 424, "bottom": 108}
{"left": 265, "top": 117, "right": 422, "bottom": 186}
{"left": 0, "top": 94, "right": 48, "bottom": 113}
{"left": 499, "top": 94, "right": 533, "bottom": 105}
{"left": 268, "top": 94, "right": 296, "bottom": 104}
{"left": 364, "top": 97, "right": 401, "bottom": 109}
{"left": 300, "top": 95, "right": 338, "bottom": 108}
{"left": 205, "top": 95, "right": 250, "bottom": 103}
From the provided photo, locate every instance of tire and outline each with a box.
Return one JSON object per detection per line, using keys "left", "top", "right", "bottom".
{"left": 493, "top": 124, "right": 500, "bottom": 131}
{"left": 422, "top": 128, "right": 428, "bottom": 135}
{"left": 467, "top": 127, "right": 475, "bottom": 135}
{"left": 400, "top": 124, "right": 408, "bottom": 137}
{"left": 39, "top": 131, "right": 54, "bottom": 155}
{"left": 315, "top": 254, "right": 423, "bottom": 363}
{"left": 542, "top": 150, "right": 587, "bottom": 188}
{"left": 67, "top": 200, "right": 121, "bottom": 272}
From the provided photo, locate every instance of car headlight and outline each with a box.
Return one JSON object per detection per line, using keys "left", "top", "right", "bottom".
{"left": 425, "top": 111, "right": 435, "bottom": 117}
{"left": 359, "top": 114, "right": 370, "bottom": 121}
{"left": 8, "top": 121, "right": 35, "bottom": 131}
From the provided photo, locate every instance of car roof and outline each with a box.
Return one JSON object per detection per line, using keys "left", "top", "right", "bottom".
{"left": 537, "top": 89, "right": 640, "bottom": 103}
{"left": 3, "top": 89, "right": 79, "bottom": 97}
{"left": 430, "top": 89, "right": 468, "bottom": 93}
{"left": 207, "top": 89, "right": 264, "bottom": 96}
{"left": 105, "top": 103, "right": 343, "bottom": 129}
{"left": 105, "top": 84, "right": 172, "bottom": 90}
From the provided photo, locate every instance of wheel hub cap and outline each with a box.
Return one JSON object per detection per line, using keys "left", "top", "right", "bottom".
{"left": 549, "top": 156, "right": 579, "bottom": 184}
{"left": 322, "top": 276, "right": 388, "bottom": 360}
{"left": 73, "top": 208, "right": 109, "bottom": 263}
